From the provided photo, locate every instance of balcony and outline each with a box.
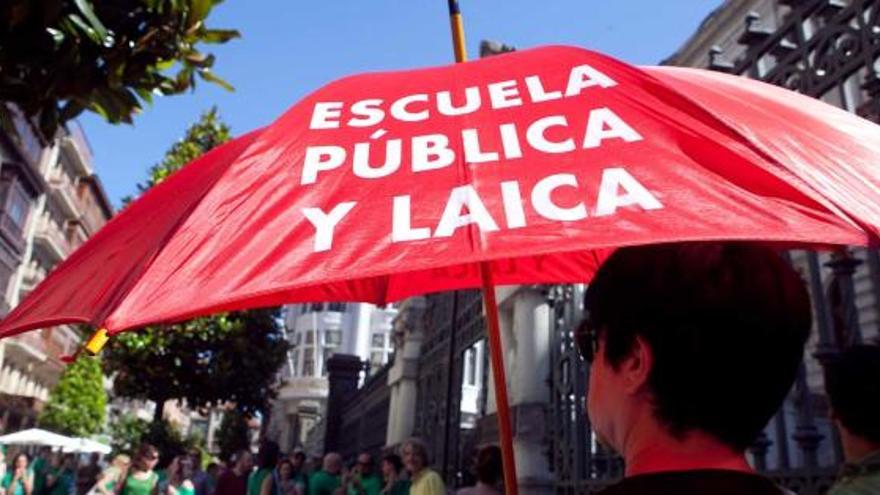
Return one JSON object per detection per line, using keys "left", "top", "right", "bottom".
{"left": 33, "top": 219, "right": 70, "bottom": 263}
{"left": 48, "top": 325, "right": 79, "bottom": 357}
{"left": 5, "top": 332, "right": 49, "bottom": 365}
{"left": 48, "top": 176, "right": 80, "bottom": 220}
{"left": 59, "top": 129, "right": 93, "bottom": 177}
{"left": 66, "top": 222, "right": 88, "bottom": 251}
{"left": 20, "top": 262, "right": 46, "bottom": 292}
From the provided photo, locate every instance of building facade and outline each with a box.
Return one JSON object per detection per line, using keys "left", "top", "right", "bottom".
{"left": 0, "top": 106, "right": 113, "bottom": 431}
{"left": 267, "top": 302, "right": 398, "bottom": 452}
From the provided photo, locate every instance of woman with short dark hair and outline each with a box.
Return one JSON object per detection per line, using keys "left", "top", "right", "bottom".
{"left": 378, "top": 454, "right": 407, "bottom": 495}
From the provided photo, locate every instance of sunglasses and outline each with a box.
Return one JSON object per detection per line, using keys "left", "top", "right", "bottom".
{"left": 575, "top": 317, "right": 599, "bottom": 362}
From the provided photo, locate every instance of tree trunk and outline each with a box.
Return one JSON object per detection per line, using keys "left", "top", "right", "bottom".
{"left": 153, "top": 398, "right": 166, "bottom": 426}
{"left": 258, "top": 405, "right": 271, "bottom": 442}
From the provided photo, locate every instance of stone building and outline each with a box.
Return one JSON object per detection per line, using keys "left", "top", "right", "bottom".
{"left": 267, "top": 302, "right": 398, "bottom": 453}
{"left": 0, "top": 107, "right": 113, "bottom": 431}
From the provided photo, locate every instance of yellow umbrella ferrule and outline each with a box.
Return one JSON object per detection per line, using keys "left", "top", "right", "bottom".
{"left": 85, "top": 328, "right": 110, "bottom": 355}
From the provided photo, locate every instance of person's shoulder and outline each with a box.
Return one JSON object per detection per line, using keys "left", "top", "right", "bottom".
{"left": 828, "top": 470, "right": 880, "bottom": 495}
{"left": 423, "top": 470, "right": 444, "bottom": 487}
{"left": 596, "top": 470, "right": 786, "bottom": 495}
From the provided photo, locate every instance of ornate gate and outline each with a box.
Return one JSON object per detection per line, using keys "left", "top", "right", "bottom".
{"left": 414, "top": 290, "right": 488, "bottom": 488}
{"left": 549, "top": 2, "right": 880, "bottom": 493}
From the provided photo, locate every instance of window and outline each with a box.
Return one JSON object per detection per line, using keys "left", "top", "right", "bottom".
{"left": 302, "top": 357, "right": 315, "bottom": 376}
{"left": 0, "top": 176, "right": 32, "bottom": 238}
{"left": 302, "top": 349, "right": 315, "bottom": 376}
{"left": 321, "top": 348, "right": 337, "bottom": 375}
{"left": 324, "top": 329, "right": 342, "bottom": 346}
{"left": 465, "top": 348, "right": 478, "bottom": 386}
{"left": 327, "top": 302, "right": 346, "bottom": 312}
{"left": 294, "top": 333, "right": 301, "bottom": 346}
{"left": 6, "top": 187, "right": 29, "bottom": 231}
{"left": 305, "top": 331, "right": 314, "bottom": 344}
{"left": 371, "top": 333, "right": 385, "bottom": 348}
{"left": 291, "top": 350, "right": 299, "bottom": 376}
{"left": 370, "top": 351, "right": 385, "bottom": 367}
{"left": 0, "top": 261, "right": 12, "bottom": 306}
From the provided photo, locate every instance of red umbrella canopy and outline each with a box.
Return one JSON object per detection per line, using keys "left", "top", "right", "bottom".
{"left": 2, "top": 45, "right": 879, "bottom": 337}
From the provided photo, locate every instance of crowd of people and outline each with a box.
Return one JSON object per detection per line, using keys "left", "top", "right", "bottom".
{"left": 0, "top": 436, "right": 501, "bottom": 495}
{"left": 207, "top": 438, "right": 501, "bottom": 495}
{"left": 0, "top": 449, "right": 86, "bottom": 495}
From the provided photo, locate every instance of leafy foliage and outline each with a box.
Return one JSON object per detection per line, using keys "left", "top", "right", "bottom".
{"left": 143, "top": 420, "right": 200, "bottom": 466}
{"left": 38, "top": 355, "right": 107, "bottom": 437}
{"left": 130, "top": 106, "right": 230, "bottom": 199}
{"left": 108, "top": 414, "right": 200, "bottom": 466}
{"left": 215, "top": 409, "right": 250, "bottom": 463}
{"left": 103, "top": 310, "right": 289, "bottom": 417}
{"left": 108, "top": 413, "right": 150, "bottom": 456}
{"left": 0, "top": 0, "right": 239, "bottom": 138}
{"left": 102, "top": 109, "right": 289, "bottom": 425}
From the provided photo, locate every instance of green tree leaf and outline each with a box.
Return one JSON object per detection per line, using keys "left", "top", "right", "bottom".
{"left": 199, "top": 28, "right": 240, "bottom": 44}
{"left": 0, "top": 0, "right": 239, "bottom": 138}
{"left": 197, "top": 69, "right": 234, "bottom": 91}
{"left": 38, "top": 355, "right": 107, "bottom": 437}
{"left": 73, "top": 0, "right": 109, "bottom": 42}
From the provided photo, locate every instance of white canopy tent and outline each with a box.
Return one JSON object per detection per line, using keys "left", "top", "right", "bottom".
{"left": 0, "top": 428, "right": 75, "bottom": 448}
{"left": 62, "top": 438, "right": 111, "bottom": 454}
{"left": 0, "top": 428, "right": 111, "bottom": 454}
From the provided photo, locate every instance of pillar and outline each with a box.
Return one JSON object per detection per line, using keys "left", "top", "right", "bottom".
{"left": 386, "top": 297, "right": 425, "bottom": 445}
{"left": 324, "top": 354, "right": 363, "bottom": 453}
{"left": 494, "top": 286, "right": 554, "bottom": 495}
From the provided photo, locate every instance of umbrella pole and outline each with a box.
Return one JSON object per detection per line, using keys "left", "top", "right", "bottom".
{"left": 480, "top": 262, "right": 520, "bottom": 495}
{"left": 447, "top": 0, "right": 468, "bottom": 62}
{"left": 445, "top": 2, "right": 518, "bottom": 492}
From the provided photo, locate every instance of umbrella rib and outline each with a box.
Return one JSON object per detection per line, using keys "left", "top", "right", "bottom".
{"left": 99, "top": 131, "right": 265, "bottom": 332}
{"left": 641, "top": 67, "right": 872, "bottom": 240}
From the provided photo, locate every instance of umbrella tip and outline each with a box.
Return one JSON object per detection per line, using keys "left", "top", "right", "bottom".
{"left": 84, "top": 328, "right": 110, "bottom": 355}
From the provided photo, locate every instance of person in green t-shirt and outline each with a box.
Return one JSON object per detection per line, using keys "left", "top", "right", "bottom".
{"left": 1, "top": 453, "right": 34, "bottom": 495}
{"left": 92, "top": 455, "right": 131, "bottom": 495}
{"left": 377, "top": 455, "right": 407, "bottom": 495}
{"left": 165, "top": 455, "right": 196, "bottom": 495}
{"left": 45, "top": 455, "right": 75, "bottom": 495}
{"left": 307, "top": 454, "right": 340, "bottom": 495}
{"left": 287, "top": 452, "right": 307, "bottom": 495}
{"left": 247, "top": 442, "right": 279, "bottom": 495}
{"left": 29, "top": 448, "right": 51, "bottom": 495}
{"left": 121, "top": 444, "right": 160, "bottom": 495}
{"left": 343, "top": 454, "right": 379, "bottom": 495}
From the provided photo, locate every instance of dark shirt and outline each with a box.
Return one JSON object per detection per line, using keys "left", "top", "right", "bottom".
{"left": 598, "top": 470, "right": 786, "bottom": 495}
{"left": 215, "top": 471, "right": 248, "bottom": 495}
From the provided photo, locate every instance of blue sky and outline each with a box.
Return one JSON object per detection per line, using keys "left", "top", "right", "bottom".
{"left": 79, "top": 1, "right": 722, "bottom": 207}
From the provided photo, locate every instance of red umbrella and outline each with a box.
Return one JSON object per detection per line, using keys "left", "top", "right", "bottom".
{"left": 3, "top": 44, "right": 880, "bottom": 492}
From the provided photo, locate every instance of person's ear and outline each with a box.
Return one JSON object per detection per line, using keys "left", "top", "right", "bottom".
{"left": 621, "top": 335, "right": 653, "bottom": 395}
